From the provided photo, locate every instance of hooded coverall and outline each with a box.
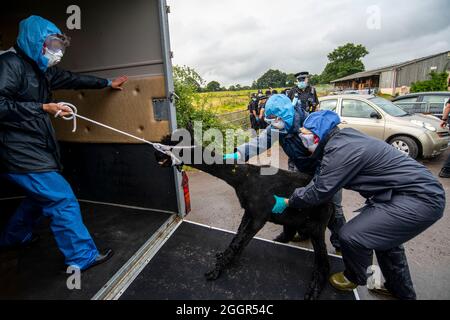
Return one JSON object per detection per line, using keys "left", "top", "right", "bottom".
{"left": 0, "top": 16, "right": 110, "bottom": 269}
{"left": 236, "top": 95, "right": 346, "bottom": 250}
{"left": 289, "top": 111, "right": 445, "bottom": 300}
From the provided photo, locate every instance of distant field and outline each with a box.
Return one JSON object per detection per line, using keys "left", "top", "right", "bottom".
{"left": 194, "top": 85, "right": 334, "bottom": 115}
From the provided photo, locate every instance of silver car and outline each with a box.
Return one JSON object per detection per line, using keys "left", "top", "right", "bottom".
{"left": 319, "top": 95, "right": 450, "bottom": 159}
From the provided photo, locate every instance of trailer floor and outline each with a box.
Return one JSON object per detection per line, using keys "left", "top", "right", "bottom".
{"left": 0, "top": 200, "right": 172, "bottom": 300}
{"left": 120, "top": 222, "right": 356, "bottom": 300}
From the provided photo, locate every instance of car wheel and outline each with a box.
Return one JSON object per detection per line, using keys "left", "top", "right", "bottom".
{"left": 390, "top": 136, "right": 419, "bottom": 159}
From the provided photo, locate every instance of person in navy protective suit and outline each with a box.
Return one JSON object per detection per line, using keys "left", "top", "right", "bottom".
{"left": 0, "top": 16, "right": 128, "bottom": 271}
{"left": 271, "top": 110, "right": 445, "bottom": 300}
{"left": 223, "top": 94, "right": 346, "bottom": 253}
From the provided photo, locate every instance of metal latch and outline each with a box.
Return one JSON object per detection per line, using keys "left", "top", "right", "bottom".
{"left": 152, "top": 98, "right": 170, "bottom": 121}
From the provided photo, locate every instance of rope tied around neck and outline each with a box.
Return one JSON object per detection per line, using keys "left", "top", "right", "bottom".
{"left": 55, "top": 102, "right": 193, "bottom": 166}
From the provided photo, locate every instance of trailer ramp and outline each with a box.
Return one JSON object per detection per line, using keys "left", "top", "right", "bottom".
{"left": 120, "top": 221, "right": 357, "bottom": 300}
{"left": 0, "top": 201, "right": 174, "bottom": 300}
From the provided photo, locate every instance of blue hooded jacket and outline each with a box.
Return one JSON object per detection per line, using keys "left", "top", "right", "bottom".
{"left": 0, "top": 15, "right": 108, "bottom": 173}
{"left": 17, "top": 15, "right": 62, "bottom": 73}
{"left": 237, "top": 94, "right": 319, "bottom": 174}
{"left": 264, "top": 94, "right": 295, "bottom": 132}
{"left": 303, "top": 110, "right": 341, "bottom": 140}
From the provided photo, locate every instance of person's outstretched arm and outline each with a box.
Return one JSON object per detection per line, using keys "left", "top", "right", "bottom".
{"left": 234, "top": 128, "right": 280, "bottom": 162}
{"left": 47, "top": 67, "right": 128, "bottom": 91}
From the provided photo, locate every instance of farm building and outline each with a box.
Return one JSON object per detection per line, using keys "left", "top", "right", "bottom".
{"left": 331, "top": 50, "right": 450, "bottom": 95}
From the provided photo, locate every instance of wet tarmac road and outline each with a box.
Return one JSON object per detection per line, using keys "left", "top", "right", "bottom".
{"left": 185, "top": 148, "right": 450, "bottom": 300}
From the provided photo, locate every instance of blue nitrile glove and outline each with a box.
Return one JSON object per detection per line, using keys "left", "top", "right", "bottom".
{"left": 223, "top": 152, "right": 240, "bottom": 161}
{"left": 272, "top": 196, "right": 289, "bottom": 214}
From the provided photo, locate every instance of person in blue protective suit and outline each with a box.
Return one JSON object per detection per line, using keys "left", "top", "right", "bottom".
{"left": 0, "top": 16, "right": 128, "bottom": 271}
{"left": 224, "top": 94, "right": 346, "bottom": 253}
{"left": 271, "top": 110, "right": 445, "bottom": 300}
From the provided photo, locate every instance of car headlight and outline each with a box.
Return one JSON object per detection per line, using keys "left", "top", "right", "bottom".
{"left": 410, "top": 120, "right": 437, "bottom": 132}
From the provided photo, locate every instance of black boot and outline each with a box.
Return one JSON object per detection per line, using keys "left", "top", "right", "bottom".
{"left": 62, "top": 248, "right": 114, "bottom": 274}
{"left": 375, "top": 246, "right": 417, "bottom": 300}
{"left": 84, "top": 248, "right": 114, "bottom": 271}
{"left": 439, "top": 169, "right": 450, "bottom": 178}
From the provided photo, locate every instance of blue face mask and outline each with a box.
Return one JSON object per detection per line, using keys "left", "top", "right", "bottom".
{"left": 297, "top": 81, "right": 307, "bottom": 90}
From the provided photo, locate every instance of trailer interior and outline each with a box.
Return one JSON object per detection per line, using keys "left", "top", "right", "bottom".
{"left": 0, "top": 0, "right": 357, "bottom": 300}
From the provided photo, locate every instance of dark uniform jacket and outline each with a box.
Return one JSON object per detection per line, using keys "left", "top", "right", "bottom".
{"left": 289, "top": 86, "right": 319, "bottom": 113}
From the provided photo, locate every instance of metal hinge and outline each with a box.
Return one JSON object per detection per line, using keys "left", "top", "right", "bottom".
{"left": 152, "top": 98, "right": 171, "bottom": 121}
{"left": 166, "top": 5, "right": 171, "bottom": 14}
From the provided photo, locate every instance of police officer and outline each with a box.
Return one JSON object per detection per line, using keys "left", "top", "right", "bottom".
{"left": 257, "top": 90, "right": 273, "bottom": 130}
{"left": 248, "top": 93, "right": 259, "bottom": 130}
{"left": 289, "top": 72, "right": 319, "bottom": 113}
{"left": 287, "top": 72, "right": 320, "bottom": 173}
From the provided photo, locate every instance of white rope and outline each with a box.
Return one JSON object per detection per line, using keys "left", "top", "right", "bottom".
{"left": 55, "top": 102, "right": 194, "bottom": 166}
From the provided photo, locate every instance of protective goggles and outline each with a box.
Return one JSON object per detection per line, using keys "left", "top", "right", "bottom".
{"left": 265, "top": 116, "right": 286, "bottom": 131}
{"left": 44, "top": 34, "right": 71, "bottom": 54}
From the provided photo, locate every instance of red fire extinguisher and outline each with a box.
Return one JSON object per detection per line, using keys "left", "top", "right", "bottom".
{"left": 182, "top": 171, "right": 191, "bottom": 215}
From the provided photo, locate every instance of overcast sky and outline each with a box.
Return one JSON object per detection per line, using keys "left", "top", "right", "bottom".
{"left": 167, "top": 0, "right": 449, "bottom": 87}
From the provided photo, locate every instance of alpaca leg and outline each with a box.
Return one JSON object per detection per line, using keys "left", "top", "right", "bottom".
{"left": 304, "top": 226, "right": 330, "bottom": 300}
{"left": 205, "top": 214, "right": 265, "bottom": 281}
{"left": 214, "top": 211, "right": 251, "bottom": 261}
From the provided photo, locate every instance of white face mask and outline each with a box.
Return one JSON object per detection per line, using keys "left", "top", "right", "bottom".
{"left": 44, "top": 48, "right": 64, "bottom": 67}
{"left": 300, "top": 133, "right": 319, "bottom": 153}
{"left": 265, "top": 117, "right": 286, "bottom": 131}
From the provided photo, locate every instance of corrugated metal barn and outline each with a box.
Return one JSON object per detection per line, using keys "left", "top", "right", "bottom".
{"left": 331, "top": 50, "right": 450, "bottom": 95}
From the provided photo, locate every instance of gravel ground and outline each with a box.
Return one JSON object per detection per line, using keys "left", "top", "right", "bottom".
{"left": 185, "top": 147, "right": 450, "bottom": 300}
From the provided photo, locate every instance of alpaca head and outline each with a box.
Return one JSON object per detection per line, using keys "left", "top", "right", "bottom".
{"left": 154, "top": 123, "right": 197, "bottom": 170}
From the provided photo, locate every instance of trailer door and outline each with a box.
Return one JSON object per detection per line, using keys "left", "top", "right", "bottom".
{"left": 0, "top": 0, "right": 185, "bottom": 300}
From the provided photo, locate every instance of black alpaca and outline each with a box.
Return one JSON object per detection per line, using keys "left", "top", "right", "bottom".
{"left": 155, "top": 137, "right": 335, "bottom": 300}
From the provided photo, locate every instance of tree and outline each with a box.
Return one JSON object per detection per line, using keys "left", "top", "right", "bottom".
{"left": 255, "top": 69, "right": 289, "bottom": 89}
{"left": 173, "top": 65, "right": 205, "bottom": 92}
{"left": 411, "top": 72, "right": 449, "bottom": 93}
{"left": 309, "top": 74, "right": 322, "bottom": 86}
{"left": 285, "top": 73, "right": 297, "bottom": 87}
{"left": 320, "top": 43, "right": 369, "bottom": 84}
{"left": 173, "top": 65, "right": 228, "bottom": 133}
{"left": 206, "top": 81, "right": 221, "bottom": 92}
